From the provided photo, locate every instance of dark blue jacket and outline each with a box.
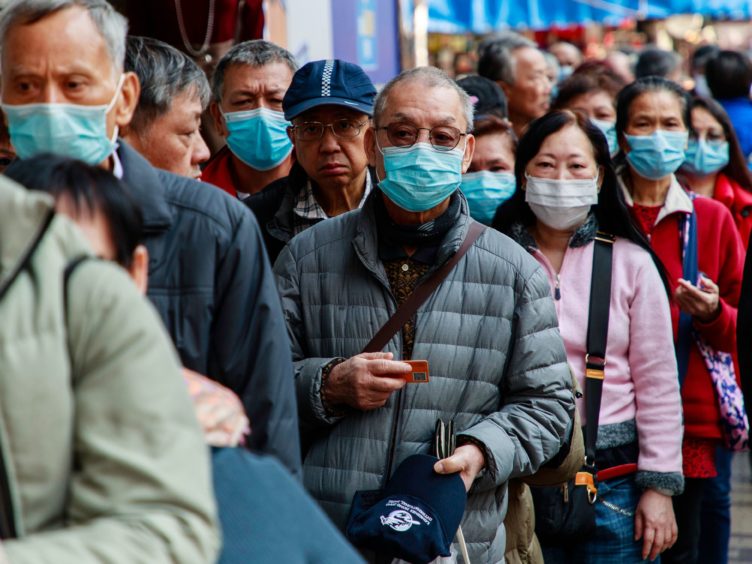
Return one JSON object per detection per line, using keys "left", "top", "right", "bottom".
{"left": 720, "top": 97, "right": 752, "bottom": 167}
{"left": 118, "top": 142, "right": 301, "bottom": 478}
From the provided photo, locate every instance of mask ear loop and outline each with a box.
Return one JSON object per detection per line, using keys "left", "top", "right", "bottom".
{"left": 106, "top": 74, "right": 126, "bottom": 145}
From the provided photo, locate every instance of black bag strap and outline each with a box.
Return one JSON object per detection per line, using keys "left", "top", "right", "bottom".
{"left": 583, "top": 232, "right": 615, "bottom": 468}
{"left": 362, "top": 222, "right": 486, "bottom": 353}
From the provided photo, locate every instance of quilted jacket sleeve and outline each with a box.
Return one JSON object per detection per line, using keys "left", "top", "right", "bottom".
{"left": 3, "top": 261, "right": 219, "bottom": 564}
{"left": 459, "top": 265, "right": 575, "bottom": 491}
{"left": 274, "top": 245, "right": 346, "bottom": 430}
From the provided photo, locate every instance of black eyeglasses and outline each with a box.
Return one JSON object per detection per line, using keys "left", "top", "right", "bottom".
{"left": 376, "top": 123, "right": 467, "bottom": 151}
{"left": 290, "top": 119, "right": 367, "bottom": 141}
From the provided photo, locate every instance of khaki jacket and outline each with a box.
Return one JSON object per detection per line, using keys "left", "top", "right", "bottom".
{"left": 0, "top": 177, "right": 218, "bottom": 563}
{"left": 504, "top": 374, "right": 585, "bottom": 564}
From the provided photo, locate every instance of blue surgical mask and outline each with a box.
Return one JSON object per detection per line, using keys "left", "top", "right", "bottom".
{"left": 2, "top": 76, "right": 123, "bottom": 165}
{"left": 682, "top": 138, "right": 729, "bottom": 176}
{"left": 461, "top": 171, "right": 516, "bottom": 224}
{"left": 625, "top": 130, "right": 688, "bottom": 180}
{"left": 223, "top": 107, "right": 293, "bottom": 171}
{"left": 378, "top": 142, "right": 464, "bottom": 212}
{"left": 591, "top": 118, "right": 619, "bottom": 156}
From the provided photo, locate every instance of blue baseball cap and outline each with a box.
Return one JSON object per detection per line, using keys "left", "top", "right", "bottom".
{"left": 346, "top": 454, "right": 467, "bottom": 563}
{"left": 283, "top": 59, "right": 377, "bottom": 120}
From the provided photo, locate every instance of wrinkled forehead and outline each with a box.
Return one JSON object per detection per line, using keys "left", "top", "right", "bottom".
{"left": 381, "top": 81, "right": 466, "bottom": 127}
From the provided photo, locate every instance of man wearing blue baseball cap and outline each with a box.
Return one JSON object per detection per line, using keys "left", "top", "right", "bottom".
{"left": 246, "top": 59, "right": 377, "bottom": 262}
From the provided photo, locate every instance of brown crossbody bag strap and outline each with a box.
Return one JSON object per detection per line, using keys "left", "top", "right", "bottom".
{"left": 361, "top": 222, "right": 486, "bottom": 354}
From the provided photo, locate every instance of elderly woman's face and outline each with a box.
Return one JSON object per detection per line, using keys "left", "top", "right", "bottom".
{"left": 525, "top": 124, "right": 599, "bottom": 182}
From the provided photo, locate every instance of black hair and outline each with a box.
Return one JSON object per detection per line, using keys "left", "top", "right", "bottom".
{"left": 706, "top": 50, "right": 752, "bottom": 100}
{"left": 691, "top": 44, "right": 720, "bottom": 73}
{"left": 493, "top": 110, "right": 669, "bottom": 292}
{"left": 615, "top": 76, "right": 692, "bottom": 147}
{"left": 125, "top": 36, "right": 211, "bottom": 134}
{"left": 553, "top": 68, "right": 626, "bottom": 111}
{"left": 682, "top": 96, "right": 752, "bottom": 193}
{"left": 5, "top": 154, "right": 143, "bottom": 268}
{"left": 634, "top": 47, "right": 681, "bottom": 80}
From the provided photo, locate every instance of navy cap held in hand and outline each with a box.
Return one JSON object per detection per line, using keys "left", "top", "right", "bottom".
{"left": 283, "top": 59, "right": 377, "bottom": 121}
{"left": 346, "top": 454, "right": 467, "bottom": 563}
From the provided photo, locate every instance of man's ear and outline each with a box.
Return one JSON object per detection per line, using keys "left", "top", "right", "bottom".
{"left": 210, "top": 102, "right": 228, "bottom": 137}
{"left": 364, "top": 125, "right": 378, "bottom": 167}
{"left": 461, "top": 134, "right": 475, "bottom": 173}
{"left": 113, "top": 71, "right": 140, "bottom": 130}
{"left": 128, "top": 244, "right": 149, "bottom": 295}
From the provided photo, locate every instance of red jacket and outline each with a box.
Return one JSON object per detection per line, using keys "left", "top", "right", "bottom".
{"left": 621, "top": 174, "right": 745, "bottom": 439}
{"left": 713, "top": 173, "right": 752, "bottom": 249}
{"left": 202, "top": 146, "right": 238, "bottom": 199}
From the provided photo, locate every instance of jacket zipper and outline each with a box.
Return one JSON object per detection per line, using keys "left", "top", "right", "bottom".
{"left": 554, "top": 274, "right": 561, "bottom": 301}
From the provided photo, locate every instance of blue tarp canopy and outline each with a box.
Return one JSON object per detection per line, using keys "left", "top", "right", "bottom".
{"left": 427, "top": 0, "right": 752, "bottom": 32}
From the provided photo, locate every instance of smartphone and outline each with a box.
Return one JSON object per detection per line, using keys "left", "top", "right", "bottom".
{"left": 400, "top": 360, "right": 430, "bottom": 383}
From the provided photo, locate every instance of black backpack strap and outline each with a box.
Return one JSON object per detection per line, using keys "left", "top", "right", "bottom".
{"left": 583, "top": 232, "right": 615, "bottom": 469}
{"left": 63, "top": 255, "right": 91, "bottom": 318}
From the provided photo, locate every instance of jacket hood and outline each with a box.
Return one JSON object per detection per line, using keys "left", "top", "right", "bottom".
{"left": 0, "top": 175, "right": 55, "bottom": 289}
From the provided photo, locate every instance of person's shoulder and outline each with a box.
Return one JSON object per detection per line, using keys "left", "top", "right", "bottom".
{"left": 693, "top": 193, "right": 736, "bottom": 222}
{"left": 245, "top": 175, "right": 288, "bottom": 219}
{"left": 284, "top": 209, "right": 360, "bottom": 260}
{"left": 156, "top": 169, "right": 256, "bottom": 230}
{"left": 474, "top": 224, "right": 543, "bottom": 280}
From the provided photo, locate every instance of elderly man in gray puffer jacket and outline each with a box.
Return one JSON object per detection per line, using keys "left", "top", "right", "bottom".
{"left": 274, "top": 66, "right": 574, "bottom": 563}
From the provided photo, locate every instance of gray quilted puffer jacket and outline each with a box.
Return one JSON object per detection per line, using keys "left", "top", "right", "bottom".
{"left": 274, "top": 192, "right": 574, "bottom": 563}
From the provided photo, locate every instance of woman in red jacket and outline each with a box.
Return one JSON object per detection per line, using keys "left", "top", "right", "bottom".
{"left": 678, "top": 96, "right": 752, "bottom": 248}
{"left": 677, "top": 94, "right": 752, "bottom": 564}
{"left": 614, "top": 76, "right": 745, "bottom": 564}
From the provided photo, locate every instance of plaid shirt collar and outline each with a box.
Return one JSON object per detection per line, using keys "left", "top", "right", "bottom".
{"left": 293, "top": 172, "right": 372, "bottom": 222}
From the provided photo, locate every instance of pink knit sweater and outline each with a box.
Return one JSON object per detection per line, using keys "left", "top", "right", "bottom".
{"left": 530, "top": 236, "right": 683, "bottom": 480}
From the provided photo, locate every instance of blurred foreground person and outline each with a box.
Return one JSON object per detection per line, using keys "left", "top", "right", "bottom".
{"left": 615, "top": 77, "right": 745, "bottom": 564}
{"left": 0, "top": 0, "right": 300, "bottom": 476}
{"left": 496, "top": 110, "right": 682, "bottom": 563}
{"left": 5, "top": 154, "right": 365, "bottom": 564}
{"left": 247, "top": 59, "right": 377, "bottom": 263}
{"left": 274, "top": 66, "right": 574, "bottom": 562}
{"left": 205, "top": 40, "right": 297, "bottom": 199}
{"left": 478, "top": 32, "right": 552, "bottom": 136}
{"left": 122, "top": 36, "right": 210, "bottom": 179}
{"left": 0, "top": 172, "right": 218, "bottom": 561}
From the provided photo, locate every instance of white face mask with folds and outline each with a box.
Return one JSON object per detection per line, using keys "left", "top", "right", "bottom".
{"left": 524, "top": 173, "right": 599, "bottom": 231}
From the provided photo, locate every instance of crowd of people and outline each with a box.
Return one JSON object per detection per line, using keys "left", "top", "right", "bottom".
{"left": 0, "top": 1, "right": 751, "bottom": 563}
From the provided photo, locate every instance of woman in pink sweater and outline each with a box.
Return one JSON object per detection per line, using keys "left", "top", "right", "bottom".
{"left": 494, "top": 110, "right": 683, "bottom": 563}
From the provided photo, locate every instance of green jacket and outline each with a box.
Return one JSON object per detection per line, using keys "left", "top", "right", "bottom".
{"left": 0, "top": 177, "right": 219, "bottom": 563}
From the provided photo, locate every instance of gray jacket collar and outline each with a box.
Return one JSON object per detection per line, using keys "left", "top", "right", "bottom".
{"left": 351, "top": 189, "right": 473, "bottom": 286}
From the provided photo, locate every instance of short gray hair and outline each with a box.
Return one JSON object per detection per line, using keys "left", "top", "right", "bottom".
{"left": 0, "top": 0, "right": 127, "bottom": 73}
{"left": 477, "top": 31, "right": 536, "bottom": 85}
{"left": 373, "top": 66, "right": 474, "bottom": 132}
{"left": 211, "top": 40, "right": 297, "bottom": 102}
{"left": 125, "top": 36, "right": 211, "bottom": 134}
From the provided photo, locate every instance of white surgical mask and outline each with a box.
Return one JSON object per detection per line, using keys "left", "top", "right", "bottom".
{"left": 524, "top": 173, "right": 599, "bottom": 231}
